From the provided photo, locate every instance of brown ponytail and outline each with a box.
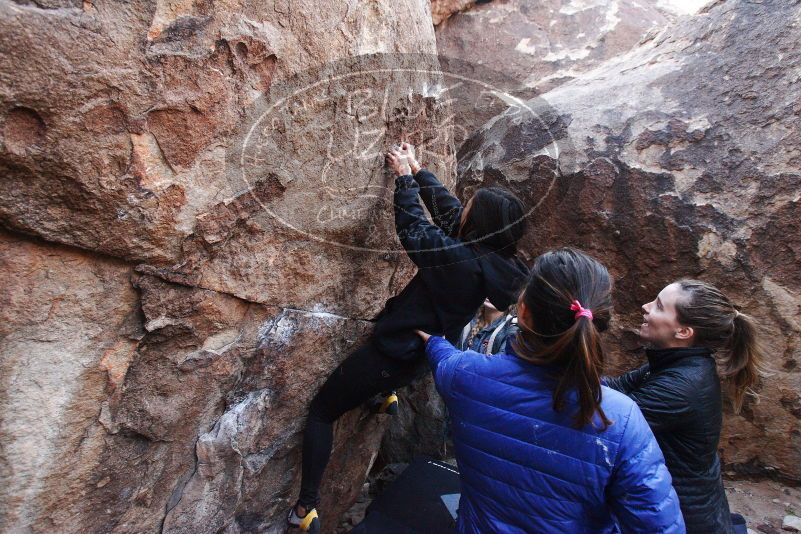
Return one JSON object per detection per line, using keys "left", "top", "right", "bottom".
{"left": 674, "top": 280, "right": 764, "bottom": 413}
{"left": 511, "top": 248, "right": 613, "bottom": 430}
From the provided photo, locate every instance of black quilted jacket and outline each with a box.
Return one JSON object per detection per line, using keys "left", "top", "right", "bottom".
{"left": 606, "top": 347, "right": 734, "bottom": 534}
{"left": 371, "top": 170, "right": 529, "bottom": 361}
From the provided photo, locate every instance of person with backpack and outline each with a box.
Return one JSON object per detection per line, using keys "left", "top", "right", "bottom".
{"left": 457, "top": 299, "right": 519, "bottom": 355}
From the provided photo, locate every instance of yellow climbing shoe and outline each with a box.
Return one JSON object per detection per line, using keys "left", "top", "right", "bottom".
{"left": 378, "top": 391, "right": 399, "bottom": 415}
{"left": 288, "top": 505, "right": 320, "bottom": 533}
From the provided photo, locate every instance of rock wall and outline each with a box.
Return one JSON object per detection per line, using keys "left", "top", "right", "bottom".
{"left": 436, "top": 0, "right": 673, "bottom": 94}
{"left": 428, "top": 0, "right": 674, "bottom": 173}
{"left": 2, "top": 1, "right": 800, "bottom": 533}
{"left": 430, "top": 0, "right": 478, "bottom": 26}
{"left": 457, "top": 0, "right": 801, "bottom": 480}
{"left": 0, "top": 1, "right": 454, "bottom": 532}
{"left": 379, "top": 374, "right": 449, "bottom": 465}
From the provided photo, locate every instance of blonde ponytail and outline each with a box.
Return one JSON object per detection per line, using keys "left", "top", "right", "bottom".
{"left": 674, "top": 280, "right": 764, "bottom": 413}
{"left": 722, "top": 311, "right": 763, "bottom": 413}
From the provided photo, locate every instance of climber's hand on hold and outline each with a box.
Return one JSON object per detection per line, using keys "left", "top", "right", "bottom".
{"left": 399, "top": 143, "right": 420, "bottom": 174}
{"left": 386, "top": 149, "right": 412, "bottom": 177}
{"left": 414, "top": 329, "right": 431, "bottom": 343}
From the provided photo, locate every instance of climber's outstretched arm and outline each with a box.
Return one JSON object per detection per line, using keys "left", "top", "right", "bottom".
{"left": 413, "top": 169, "right": 463, "bottom": 236}
{"left": 386, "top": 149, "right": 471, "bottom": 269}
{"left": 400, "top": 143, "right": 463, "bottom": 236}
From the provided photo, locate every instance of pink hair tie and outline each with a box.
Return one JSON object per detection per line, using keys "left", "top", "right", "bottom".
{"left": 570, "top": 300, "right": 593, "bottom": 321}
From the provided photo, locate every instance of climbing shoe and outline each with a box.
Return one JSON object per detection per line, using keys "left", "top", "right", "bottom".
{"left": 287, "top": 504, "right": 320, "bottom": 533}
{"left": 372, "top": 391, "right": 399, "bottom": 415}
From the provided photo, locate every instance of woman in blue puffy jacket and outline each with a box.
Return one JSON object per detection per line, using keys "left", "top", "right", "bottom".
{"left": 416, "top": 248, "right": 685, "bottom": 533}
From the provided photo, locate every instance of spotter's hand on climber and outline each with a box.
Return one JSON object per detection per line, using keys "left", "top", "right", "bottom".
{"left": 414, "top": 329, "right": 431, "bottom": 343}
{"left": 290, "top": 141, "right": 530, "bottom": 533}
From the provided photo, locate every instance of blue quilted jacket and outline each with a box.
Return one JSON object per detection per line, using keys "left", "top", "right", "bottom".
{"left": 426, "top": 336, "right": 685, "bottom": 534}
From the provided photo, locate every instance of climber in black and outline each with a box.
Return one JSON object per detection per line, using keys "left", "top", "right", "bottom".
{"left": 287, "top": 143, "right": 530, "bottom": 533}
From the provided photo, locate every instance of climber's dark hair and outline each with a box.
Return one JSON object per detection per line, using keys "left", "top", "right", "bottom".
{"left": 512, "top": 248, "right": 613, "bottom": 430}
{"left": 458, "top": 187, "right": 526, "bottom": 257}
{"left": 673, "top": 279, "right": 764, "bottom": 413}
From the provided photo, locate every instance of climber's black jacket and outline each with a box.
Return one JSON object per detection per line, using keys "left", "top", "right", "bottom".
{"left": 606, "top": 347, "right": 734, "bottom": 534}
{"left": 371, "top": 169, "right": 529, "bottom": 361}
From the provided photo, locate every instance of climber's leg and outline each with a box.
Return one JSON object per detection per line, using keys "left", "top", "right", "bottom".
{"left": 296, "top": 342, "right": 424, "bottom": 510}
{"left": 297, "top": 409, "right": 333, "bottom": 510}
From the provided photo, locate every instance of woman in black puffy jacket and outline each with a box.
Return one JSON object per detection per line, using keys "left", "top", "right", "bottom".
{"left": 606, "top": 280, "right": 763, "bottom": 534}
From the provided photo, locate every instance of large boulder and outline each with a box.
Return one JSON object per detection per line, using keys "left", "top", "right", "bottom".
{"left": 456, "top": 0, "right": 801, "bottom": 480}
{"left": 429, "top": 0, "right": 676, "bottom": 170}
{"left": 0, "top": 1, "right": 455, "bottom": 532}
{"left": 0, "top": 0, "right": 454, "bottom": 318}
{"left": 436, "top": 0, "right": 673, "bottom": 94}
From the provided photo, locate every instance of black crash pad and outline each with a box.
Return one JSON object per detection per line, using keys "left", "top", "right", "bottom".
{"left": 349, "top": 457, "right": 461, "bottom": 534}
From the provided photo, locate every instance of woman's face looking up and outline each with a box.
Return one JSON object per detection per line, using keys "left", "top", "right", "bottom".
{"left": 640, "top": 283, "right": 694, "bottom": 348}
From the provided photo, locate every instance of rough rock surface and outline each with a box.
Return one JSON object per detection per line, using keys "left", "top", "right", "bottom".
{"left": 436, "top": 0, "right": 672, "bottom": 94}
{"left": 0, "top": 229, "right": 390, "bottom": 533}
{"left": 658, "top": 0, "right": 710, "bottom": 15}
{"left": 430, "top": 0, "right": 477, "bottom": 26}
{"left": 783, "top": 515, "right": 801, "bottom": 532}
{"left": 0, "top": 231, "right": 139, "bottom": 532}
{"left": 456, "top": 0, "right": 801, "bottom": 480}
{"left": 0, "top": 1, "right": 453, "bottom": 532}
{"left": 431, "top": 0, "right": 674, "bottom": 161}
{"left": 0, "top": 0, "right": 453, "bottom": 319}
{"left": 379, "top": 374, "right": 449, "bottom": 464}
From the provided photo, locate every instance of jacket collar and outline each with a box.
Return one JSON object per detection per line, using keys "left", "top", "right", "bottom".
{"left": 645, "top": 346, "right": 714, "bottom": 372}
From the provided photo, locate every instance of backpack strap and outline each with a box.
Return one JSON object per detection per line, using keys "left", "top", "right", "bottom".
{"left": 485, "top": 314, "right": 513, "bottom": 355}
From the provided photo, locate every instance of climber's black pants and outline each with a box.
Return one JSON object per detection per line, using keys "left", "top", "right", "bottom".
{"left": 298, "top": 341, "right": 427, "bottom": 508}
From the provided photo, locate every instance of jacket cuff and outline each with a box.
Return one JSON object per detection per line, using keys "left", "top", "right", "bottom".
{"left": 425, "top": 335, "right": 443, "bottom": 352}
{"left": 395, "top": 174, "right": 417, "bottom": 192}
